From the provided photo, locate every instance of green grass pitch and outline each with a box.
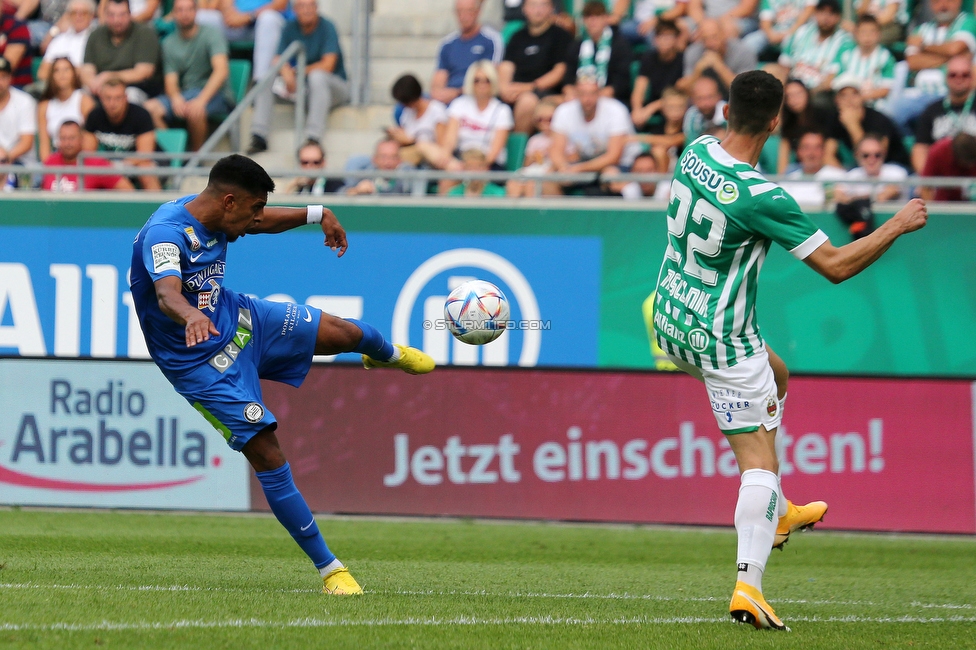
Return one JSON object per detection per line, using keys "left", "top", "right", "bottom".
{"left": 1, "top": 509, "right": 975, "bottom": 649}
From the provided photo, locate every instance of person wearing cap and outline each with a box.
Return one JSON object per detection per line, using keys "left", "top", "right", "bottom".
{"left": 884, "top": 0, "right": 976, "bottom": 133}
{"left": 826, "top": 74, "right": 911, "bottom": 171}
{"left": 774, "top": 0, "right": 853, "bottom": 100}
{"left": 0, "top": 57, "right": 38, "bottom": 171}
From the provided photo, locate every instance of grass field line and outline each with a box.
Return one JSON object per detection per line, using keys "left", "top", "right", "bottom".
{"left": 4, "top": 614, "right": 976, "bottom": 632}
{"left": 3, "top": 582, "right": 973, "bottom": 611}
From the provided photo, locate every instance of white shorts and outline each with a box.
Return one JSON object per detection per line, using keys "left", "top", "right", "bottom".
{"left": 666, "top": 347, "right": 783, "bottom": 435}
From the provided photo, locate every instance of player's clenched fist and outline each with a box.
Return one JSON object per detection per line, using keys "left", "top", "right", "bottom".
{"left": 184, "top": 311, "right": 220, "bottom": 347}
{"left": 895, "top": 198, "right": 928, "bottom": 233}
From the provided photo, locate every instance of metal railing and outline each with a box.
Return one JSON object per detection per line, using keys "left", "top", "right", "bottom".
{"left": 6, "top": 161, "right": 976, "bottom": 203}
{"left": 186, "top": 40, "right": 308, "bottom": 172}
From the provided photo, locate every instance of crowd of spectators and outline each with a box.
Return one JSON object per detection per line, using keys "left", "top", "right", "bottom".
{"left": 3, "top": 0, "right": 976, "bottom": 200}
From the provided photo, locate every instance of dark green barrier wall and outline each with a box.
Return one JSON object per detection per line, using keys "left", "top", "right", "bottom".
{"left": 1, "top": 197, "right": 973, "bottom": 376}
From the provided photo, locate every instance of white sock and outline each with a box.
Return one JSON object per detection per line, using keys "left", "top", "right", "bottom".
{"left": 318, "top": 558, "right": 344, "bottom": 577}
{"left": 777, "top": 393, "right": 788, "bottom": 517}
{"left": 777, "top": 475, "right": 788, "bottom": 517}
{"left": 387, "top": 346, "right": 402, "bottom": 362}
{"left": 735, "top": 468, "right": 779, "bottom": 592}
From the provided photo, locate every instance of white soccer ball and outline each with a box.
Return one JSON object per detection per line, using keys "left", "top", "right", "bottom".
{"left": 444, "top": 280, "right": 510, "bottom": 345}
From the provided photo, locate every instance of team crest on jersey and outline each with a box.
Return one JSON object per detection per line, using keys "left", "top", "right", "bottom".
{"left": 184, "top": 226, "right": 202, "bottom": 251}
{"left": 243, "top": 403, "right": 265, "bottom": 423}
{"left": 688, "top": 328, "right": 710, "bottom": 352}
{"left": 766, "top": 396, "right": 778, "bottom": 417}
{"left": 196, "top": 278, "right": 221, "bottom": 312}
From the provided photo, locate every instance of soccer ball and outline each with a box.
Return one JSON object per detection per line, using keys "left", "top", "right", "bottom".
{"left": 444, "top": 280, "right": 510, "bottom": 345}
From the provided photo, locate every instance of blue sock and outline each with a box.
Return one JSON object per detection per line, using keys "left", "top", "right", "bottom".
{"left": 346, "top": 318, "right": 395, "bottom": 361}
{"left": 255, "top": 462, "right": 335, "bottom": 569}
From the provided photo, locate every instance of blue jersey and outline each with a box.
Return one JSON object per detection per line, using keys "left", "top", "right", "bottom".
{"left": 130, "top": 195, "right": 236, "bottom": 375}
{"left": 436, "top": 27, "right": 503, "bottom": 88}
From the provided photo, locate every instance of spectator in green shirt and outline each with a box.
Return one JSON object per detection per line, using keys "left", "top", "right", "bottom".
{"left": 145, "top": 0, "right": 233, "bottom": 150}
{"left": 81, "top": 0, "right": 161, "bottom": 104}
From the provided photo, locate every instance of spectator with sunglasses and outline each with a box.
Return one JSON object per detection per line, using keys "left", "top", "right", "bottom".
{"left": 834, "top": 134, "right": 906, "bottom": 239}
{"left": 285, "top": 140, "right": 343, "bottom": 194}
{"left": 913, "top": 53, "right": 976, "bottom": 174}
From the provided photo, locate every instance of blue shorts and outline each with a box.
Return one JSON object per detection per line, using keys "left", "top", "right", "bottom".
{"left": 156, "top": 88, "right": 233, "bottom": 121}
{"left": 170, "top": 292, "right": 321, "bottom": 451}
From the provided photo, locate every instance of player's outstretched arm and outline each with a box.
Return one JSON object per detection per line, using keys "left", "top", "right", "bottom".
{"left": 803, "top": 199, "right": 928, "bottom": 284}
{"left": 154, "top": 276, "right": 220, "bottom": 347}
{"left": 246, "top": 206, "right": 348, "bottom": 257}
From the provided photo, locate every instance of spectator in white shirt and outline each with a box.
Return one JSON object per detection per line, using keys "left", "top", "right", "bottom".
{"left": 387, "top": 74, "right": 451, "bottom": 169}
{"left": 836, "top": 133, "right": 907, "bottom": 202}
{"left": 440, "top": 60, "right": 514, "bottom": 192}
{"left": 780, "top": 130, "right": 847, "bottom": 205}
{"left": 0, "top": 57, "right": 38, "bottom": 170}
{"left": 38, "top": 0, "right": 96, "bottom": 77}
{"left": 550, "top": 76, "right": 638, "bottom": 194}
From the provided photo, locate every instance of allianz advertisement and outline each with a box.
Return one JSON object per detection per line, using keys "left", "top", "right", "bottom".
{"left": 0, "top": 359, "right": 251, "bottom": 509}
{"left": 0, "top": 226, "right": 601, "bottom": 367}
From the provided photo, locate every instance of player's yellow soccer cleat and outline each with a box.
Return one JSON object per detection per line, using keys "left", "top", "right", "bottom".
{"left": 322, "top": 567, "right": 363, "bottom": 595}
{"left": 730, "top": 581, "right": 789, "bottom": 631}
{"left": 362, "top": 343, "right": 435, "bottom": 375}
{"left": 774, "top": 500, "right": 828, "bottom": 549}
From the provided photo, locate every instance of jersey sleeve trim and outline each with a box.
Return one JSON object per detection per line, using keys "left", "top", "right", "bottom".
{"left": 789, "top": 229, "right": 829, "bottom": 260}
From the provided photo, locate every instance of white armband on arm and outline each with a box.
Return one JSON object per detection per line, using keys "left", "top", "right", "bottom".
{"left": 306, "top": 204, "right": 324, "bottom": 224}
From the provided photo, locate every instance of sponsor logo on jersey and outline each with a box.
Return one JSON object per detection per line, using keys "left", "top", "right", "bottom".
{"left": 709, "top": 388, "right": 750, "bottom": 414}
{"left": 196, "top": 279, "right": 221, "bottom": 312}
{"left": 184, "top": 227, "right": 201, "bottom": 251}
{"left": 151, "top": 243, "right": 180, "bottom": 273}
{"left": 183, "top": 260, "right": 225, "bottom": 292}
{"left": 243, "top": 403, "right": 265, "bottom": 423}
{"left": 766, "top": 396, "right": 778, "bottom": 417}
{"left": 680, "top": 149, "right": 740, "bottom": 206}
{"left": 206, "top": 238, "right": 218, "bottom": 248}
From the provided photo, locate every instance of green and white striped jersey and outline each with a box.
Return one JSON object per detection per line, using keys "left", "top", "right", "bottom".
{"left": 855, "top": 0, "right": 909, "bottom": 26}
{"left": 838, "top": 45, "right": 896, "bottom": 89}
{"left": 779, "top": 23, "right": 855, "bottom": 88}
{"left": 910, "top": 13, "right": 976, "bottom": 94}
{"left": 759, "top": 0, "right": 814, "bottom": 28}
{"left": 653, "top": 135, "right": 828, "bottom": 370}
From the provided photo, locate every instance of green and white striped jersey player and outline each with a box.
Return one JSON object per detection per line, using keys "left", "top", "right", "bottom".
{"left": 837, "top": 44, "right": 896, "bottom": 104}
{"left": 779, "top": 21, "right": 855, "bottom": 89}
{"left": 654, "top": 133, "right": 827, "bottom": 430}
{"left": 652, "top": 70, "right": 928, "bottom": 633}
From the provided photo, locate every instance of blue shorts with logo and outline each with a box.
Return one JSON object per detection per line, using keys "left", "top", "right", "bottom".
{"left": 169, "top": 291, "right": 322, "bottom": 451}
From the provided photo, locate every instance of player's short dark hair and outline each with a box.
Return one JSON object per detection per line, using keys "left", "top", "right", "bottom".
{"left": 581, "top": 0, "right": 607, "bottom": 17}
{"left": 855, "top": 13, "right": 879, "bottom": 28}
{"left": 208, "top": 154, "right": 275, "bottom": 195}
{"left": 727, "top": 70, "right": 784, "bottom": 136}
{"left": 655, "top": 19, "right": 680, "bottom": 36}
{"left": 391, "top": 74, "right": 423, "bottom": 105}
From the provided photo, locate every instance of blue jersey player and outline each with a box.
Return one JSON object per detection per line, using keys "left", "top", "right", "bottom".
{"left": 130, "top": 155, "right": 434, "bottom": 595}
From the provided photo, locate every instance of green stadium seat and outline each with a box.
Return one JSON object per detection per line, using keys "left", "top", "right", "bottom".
{"left": 229, "top": 40, "right": 255, "bottom": 60}
{"left": 31, "top": 57, "right": 41, "bottom": 82}
{"left": 502, "top": 20, "right": 525, "bottom": 45}
{"left": 758, "top": 133, "right": 780, "bottom": 175}
{"left": 155, "top": 128, "right": 188, "bottom": 168}
{"left": 506, "top": 132, "right": 529, "bottom": 171}
{"left": 228, "top": 59, "right": 251, "bottom": 105}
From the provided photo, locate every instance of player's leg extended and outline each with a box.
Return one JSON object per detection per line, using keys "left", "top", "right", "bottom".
{"left": 727, "top": 426, "right": 789, "bottom": 630}
{"left": 766, "top": 346, "right": 827, "bottom": 548}
{"left": 314, "top": 313, "right": 434, "bottom": 374}
{"left": 242, "top": 428, "right": 363, "bottom": 595}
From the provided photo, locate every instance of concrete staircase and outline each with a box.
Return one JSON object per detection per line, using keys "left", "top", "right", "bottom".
{"left": 238, "top": 0, "right": 503, "bottom": 173}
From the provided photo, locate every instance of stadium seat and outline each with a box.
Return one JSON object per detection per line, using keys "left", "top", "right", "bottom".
{"left": 221, "top": 59, "right": 251, "bottom": 151}
{"left": 506, "top": 133, "right": 529, "bottom": 172}
{"left": 502, "top": 20, "right": 525, "bottom": 45}
{"left": 155, "top": 128, "right": 188, "bottom": 168}
{"left": 758, "top": 134, "right": 780, "bottom": 175}
{"left": 31, "top": 57, "right": 41, "bottom": 81}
